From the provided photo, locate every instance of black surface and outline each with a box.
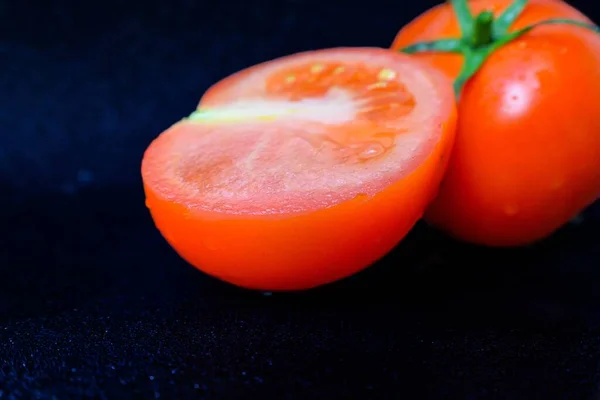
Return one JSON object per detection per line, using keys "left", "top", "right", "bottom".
{"left": 2, "top": 0, "right": 600, "bottom": 398}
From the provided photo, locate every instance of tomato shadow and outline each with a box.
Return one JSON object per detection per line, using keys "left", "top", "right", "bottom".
{"left": 1, "top": 181, "right": 600, "bottom": 331}
{"left": 247, "top": 204, "right": 600, "bottom": 329}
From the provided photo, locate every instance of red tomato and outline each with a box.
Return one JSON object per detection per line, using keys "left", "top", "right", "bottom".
{"left": 391, "top": 0, "right": 600, "bottom": 246}
{"left": 141, "top": 48, "right": 457, "bottom": 291}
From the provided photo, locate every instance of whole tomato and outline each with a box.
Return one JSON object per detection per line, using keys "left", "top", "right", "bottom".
{"left": 391, "top": 0, "right": 600, "bottom": 246}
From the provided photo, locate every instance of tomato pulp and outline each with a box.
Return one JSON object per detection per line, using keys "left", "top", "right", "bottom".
{"left": 392, "top": 0, "right": 600, "bottom": 246}
{"left": 141, "top": 48, "right": 457, "bottom": 291}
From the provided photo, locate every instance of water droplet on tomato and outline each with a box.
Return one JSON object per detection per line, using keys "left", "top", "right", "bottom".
{"left": 358, "top": 142, "right": 386, "bottom": 160}
{"left": 503, "top": 82, "right": 530, "bottom": 116}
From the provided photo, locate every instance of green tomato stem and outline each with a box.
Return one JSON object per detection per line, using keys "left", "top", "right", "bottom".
{"left": 399, "top": 0, "right": 600, "bottom": 99}
{"left": 471, "top": 11, "right": 495, "bottom": 47}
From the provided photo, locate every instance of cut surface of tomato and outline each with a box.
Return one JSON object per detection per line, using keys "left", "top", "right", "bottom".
{"left": 141, "top": 47, "right": 457, "bottom": 291}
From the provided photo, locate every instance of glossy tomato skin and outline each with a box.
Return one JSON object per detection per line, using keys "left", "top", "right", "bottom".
{"left": 391, "top": 0, "right": 600, "bottom": 246}
{"left": 142, "top": 49, "right": 457, "bottom": 291}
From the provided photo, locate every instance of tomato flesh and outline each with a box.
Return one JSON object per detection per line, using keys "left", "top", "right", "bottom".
{"left": 141, "top": 48, "right": 457, "bottom": 290}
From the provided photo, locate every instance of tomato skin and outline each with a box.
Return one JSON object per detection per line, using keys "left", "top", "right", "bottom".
{"left": 391, "top": 0, "right": 600, "bottom": 246}
{"left": 142, "top": 49, "right": 457, "bottom": 291}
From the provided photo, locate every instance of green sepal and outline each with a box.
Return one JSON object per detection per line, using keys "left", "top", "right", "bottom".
{"left": 493, "top": 0, "right": 528, "bottom": 36}
{"left": 401, "top": 39, "right": 464, "bottom": 54}
{"left": 471, "top": 11, "right": 495, "bottom": 47}
{"left": 450, "top": 0, "right": 475, "bottom": 37}
{"left": 452, "top": 48, "right": 487, "bottom": 97}
{"left": 453, "top": 29, "right": 524, "bottom": 97}
{"left": 513, "top": 18, "right": 600, "bottom": 35}
{"left": 399, "top": 0, "right": 600, "bottom": 99}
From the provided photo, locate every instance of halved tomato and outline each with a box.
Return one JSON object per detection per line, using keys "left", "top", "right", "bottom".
{"left": 141, "top": 47, "right": 457, "bottom": 291}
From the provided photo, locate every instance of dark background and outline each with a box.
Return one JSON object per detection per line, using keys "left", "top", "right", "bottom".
{"left": 1, "top": 0, "right": 600, "bottom": 398}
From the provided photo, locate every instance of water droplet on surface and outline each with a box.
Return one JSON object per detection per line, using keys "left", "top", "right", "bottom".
{"left": 358, "top": 142, "right": 386, "bottom": 160}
